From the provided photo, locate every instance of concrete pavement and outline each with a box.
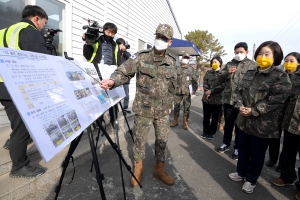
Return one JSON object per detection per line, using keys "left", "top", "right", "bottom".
{"left": 23, "top": 91, "right": 298, "bottom": 200}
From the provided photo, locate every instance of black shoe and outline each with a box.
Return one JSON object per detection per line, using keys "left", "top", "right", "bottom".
{"left": 200, "top": 134, "right": 208, "bottom": 139}
{"left": 124, "top": 109, "right": 132, "bottom": 114}
{"left": 266, "top": 160, "right": 275, "bottom": 167}
{"left": 276, "top": 165, "right": 282, "bottom": 172}
{"left": 217, "top": 144, "right": 230, "bottom": 153}
{"left": 231, "top": 149, "right": 238, "bottom": 160}
{"left": 207, "top": 135, "right": 214, "bottom": 140}
{"left": 9, "top": 163, "right": 45, "bottom": 178}
{"left": 3, "top": 137, "right": 34, "bottom": 150}
{"left": 3, "top": 139, "right": 10, "bottom": 150}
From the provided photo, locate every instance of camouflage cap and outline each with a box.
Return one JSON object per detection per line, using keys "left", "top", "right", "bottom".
{"left": 155, "top": 24, "right": 174, "bottom": 40}
{"left": 182, "top": 52, "right": 190, "bottom": 58}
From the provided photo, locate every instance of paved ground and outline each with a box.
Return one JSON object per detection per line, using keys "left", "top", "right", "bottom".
{"left": 35, "top": 91, "right": 298, "bottom": 200}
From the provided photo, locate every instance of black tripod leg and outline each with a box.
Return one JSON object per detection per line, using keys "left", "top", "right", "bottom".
{"left": 96, "top": 120, "right": 142, "bottom": 188}
{"left": 54, "top": 132, "right": 83, "bottom": 200}
{"left": 118, "top": 102, "right": 134, "bottom": 143}
{"left": 112, "top": 105, "right": 126, "bottom": 200}
{"left": 87, "top": 126, "right": 106, "bottom": 200}
{"left": 90, "top": 122, "right": 101, "bottom": 172}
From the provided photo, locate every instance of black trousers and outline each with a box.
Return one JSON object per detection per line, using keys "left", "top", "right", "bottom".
{"left": 109, "top": 104, "right": 118, "bottom": 124}
{"left": 268, "top": 125, "right": 283, "bottom": 164}
{"left": 202, "top": 102, "right": 222, "bottom": 135}
{"left": 237, "top": 129, "right": 269, "bottom": 184}
{"left": 280, "top": 130, "right": 300, "bottom": 184}
{"left": 1, "top": 100, "right": 30, "bottom": 172}
{"left": 223, "top": 103, "right": 239, "bottom": 149}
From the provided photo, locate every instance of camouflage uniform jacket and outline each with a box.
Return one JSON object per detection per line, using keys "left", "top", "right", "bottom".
{"left": 175, "top": 64, "right": 198, "bottom": 95}
{"left": 110, "top": 49, "right": 177, "bottom": 118}
{"left": 202, "top": 69, "right": 226, "bottom": 105}
{"left": 233, "top": 65, "right": 291, "bottom": 139}
{"left": 220, "top": 58, "right": 257, "bottom": 105}
{"left": 281, "top": 67, "right": 300, "bottom": 135}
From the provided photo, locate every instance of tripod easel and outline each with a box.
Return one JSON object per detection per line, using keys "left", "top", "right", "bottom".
{"left": 54, "top": 53, "right": 142, "bottom": 200}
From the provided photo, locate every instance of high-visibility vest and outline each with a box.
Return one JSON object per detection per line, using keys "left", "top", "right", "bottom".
{"left": 88, "top": 41, "right": 119, "bottom": 65}
{"left": 0, "top": 22, "right": 36, "bottom": 82}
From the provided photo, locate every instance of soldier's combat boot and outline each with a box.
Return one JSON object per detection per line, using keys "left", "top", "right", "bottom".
{"left": 130, "top": 161, "right": 143, "bottom": 187}
{"left": 170, "top": 116, "right": 179, "bottom": 127}
{"left": 153, "top": 161, "right": 174, "bottom": 186}
{"left": 217, "top": 123, "right": 223, "bottom": 131}
{"left": 182, "top": 116, "right": 188, "bottom": 130}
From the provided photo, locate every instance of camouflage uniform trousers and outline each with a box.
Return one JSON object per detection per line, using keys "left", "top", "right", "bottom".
{"left": 133, "top": 115, "right": 169, "bottom": 161}
{"left": 173, "top": 94, "right": 191, "bottom": 118}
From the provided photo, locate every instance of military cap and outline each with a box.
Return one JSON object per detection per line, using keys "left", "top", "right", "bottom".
{"left": 182, "top": 52, "right": 190, "bottom": 58}
{"left": 155, "top": 24, "right": 174, "bottom": 40}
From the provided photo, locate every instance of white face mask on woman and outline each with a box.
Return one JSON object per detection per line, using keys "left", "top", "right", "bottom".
{"left": 182, "top": 59, "right": 189, "bottom": 64}
{"left": 234, "top": 53, "right": 246, "bottom": 61}
{"left": 154, "top": 38, "right": 169, "bottom": 51}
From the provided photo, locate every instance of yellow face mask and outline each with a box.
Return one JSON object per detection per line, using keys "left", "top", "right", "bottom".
{"left": 212, "top": 63, "right": 220, "bottom": 70}
{"left": 284, "top": 62, "right": 297, "bottom": 71}
{"left": 256, "top": 57, "right": 274, "bottom": 69}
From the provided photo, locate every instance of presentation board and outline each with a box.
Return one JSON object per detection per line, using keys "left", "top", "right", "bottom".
{"left": 98, "top": 64, "right": 126, "bottom": 106}
{"left": 0, "top": 48, "right": 125, "bottom": 162}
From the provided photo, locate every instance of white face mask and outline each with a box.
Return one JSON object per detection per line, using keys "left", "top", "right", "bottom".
{"left": 154, "top": 38, "right": 169, "bottom": 51}
{"left": 234, "top": 53, "right": 246, "bottom": 61}
{"left": 182, "top": 59, "right": 189, "bottom": 64}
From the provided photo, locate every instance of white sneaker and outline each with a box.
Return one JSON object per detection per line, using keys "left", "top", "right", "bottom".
{"left": 228, "top": 172, "right": 245, "bottom": 181}
{"left": 242, "top": 181, "right": 256, "bottom": 193}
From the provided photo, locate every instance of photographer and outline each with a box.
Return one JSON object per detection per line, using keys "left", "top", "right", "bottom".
{"left": 0, "top": 5, "right": 48, "bottom": 178}
{"left": 116, "top": 38, "right": 131, "bottom": 113}
{"left": 82, "top": 22, "right": 121, "bottom": 127}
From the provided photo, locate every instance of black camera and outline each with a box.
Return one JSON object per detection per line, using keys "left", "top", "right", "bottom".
{"left": 125, "top": 41, "right": 130, "bottom": 49}
{"left": 43, "top": 28, "right": 62, "bottom": 45}
{"left": 82, "top": 19, "right": 103, "bottom": 43}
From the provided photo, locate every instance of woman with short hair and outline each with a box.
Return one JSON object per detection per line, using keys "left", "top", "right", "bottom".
{"left": 228, "top": 41, "right": 291, "bottom": 193}
{"left": 201, "top": 56, "right": 226, "bottom": 140}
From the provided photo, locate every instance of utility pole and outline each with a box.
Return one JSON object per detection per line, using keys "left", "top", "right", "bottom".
{"left": 252, "top": 43, "right": 256, "bottom": 61}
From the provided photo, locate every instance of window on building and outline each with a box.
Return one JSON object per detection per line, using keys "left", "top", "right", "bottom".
{"left": 0, "top": 0, "right": 65, "bottom": 56}
{"left": 138, "top": 39, "right": 146, "bottom": 51}
{"left": 0, "top": 0, "right": 25, "bottom": 29}
{"left": 36, "top": 0, "right": 65, "bottom": 56}
{"left": 147, "top": 44, "right": 152, "bottom": 50}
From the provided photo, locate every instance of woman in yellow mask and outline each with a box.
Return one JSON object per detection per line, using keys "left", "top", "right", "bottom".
{"left": 271, "top": 52, "right": 300, "bottom": 200}
{"left": 266, "top": 52, "right": 300, "bottom": 172}
{"left": 201, "top": 56, "right": 226, "bottom": 140}
{"left": 228, "top": 41, "right": 291, "bottom": 194}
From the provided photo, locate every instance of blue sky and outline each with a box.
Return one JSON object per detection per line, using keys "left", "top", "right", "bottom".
{"left": 170, "top": 0, "right": 300, "bottom": 63}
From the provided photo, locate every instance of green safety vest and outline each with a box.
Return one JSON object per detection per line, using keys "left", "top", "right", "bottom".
{"left": 0, "top": 22, "right": 36, "bottom": 82}
{"left": 88, "top": 41, "right": 119, "bottom": 65}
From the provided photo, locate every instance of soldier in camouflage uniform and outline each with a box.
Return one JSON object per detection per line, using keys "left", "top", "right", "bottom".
{"left": 170, "top": 52, "right": 198, "bottom": 130}
{"left": 270, "top": 52, "right": 300, "bottom": 198}
{"left": 216, "top": 42, "right": 257, "bottom": 161}
{"left": 201, "top": 56, "right": 226, "bottom": 140}
{"left": 228, "top": 41, "right": 291, "bottom": 194}
{"left": 100, "top": 24, "right": 177, "bottom": 187}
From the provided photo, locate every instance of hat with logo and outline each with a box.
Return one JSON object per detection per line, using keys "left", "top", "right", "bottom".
{"left": 155, "top": 24, "right": 174, "bottom": 40}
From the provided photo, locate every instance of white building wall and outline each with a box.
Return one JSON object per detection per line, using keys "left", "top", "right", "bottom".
{"left": 71, "top": 0, "right": 181, "bottom": 103}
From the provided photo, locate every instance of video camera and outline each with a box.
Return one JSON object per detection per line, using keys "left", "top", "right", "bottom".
{"left": 125, "top": 41, "right": 130, "bottom": 49}
{"left": 82, "top": 19, "right": 103, "bottom": 43}
{"left": 43, "top": 28, "right": 62, "bottom": 45}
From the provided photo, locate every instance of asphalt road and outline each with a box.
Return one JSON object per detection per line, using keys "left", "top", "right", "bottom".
{"left": 42, "top": 91, "right": 297, "bottom": 200}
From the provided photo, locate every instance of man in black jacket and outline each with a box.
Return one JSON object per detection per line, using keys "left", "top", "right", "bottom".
{"left": 83, "top": 22, "right": 121, "bottom": 127}
{"left": 0, "top": 5, "right": 48, "bottom": 178}
{"left": 116, "top": 38, "right": 131, "bottom": 113}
